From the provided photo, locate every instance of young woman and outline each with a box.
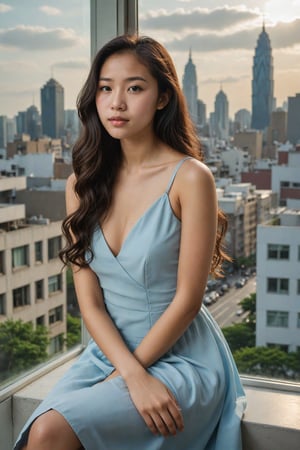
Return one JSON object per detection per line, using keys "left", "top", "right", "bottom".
{"left": 15, "top": 34, "right": 246, "bottom": 450}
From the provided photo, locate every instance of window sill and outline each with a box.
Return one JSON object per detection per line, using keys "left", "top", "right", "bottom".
{"left": 1, "top": 355, "right": 299, "bottom": 450}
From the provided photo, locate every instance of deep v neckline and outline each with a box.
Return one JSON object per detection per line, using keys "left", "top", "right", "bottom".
{"left": 100, "top": 192, "right": 168, "bottom": 259}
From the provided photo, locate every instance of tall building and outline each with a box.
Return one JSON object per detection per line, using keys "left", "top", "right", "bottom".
{"left": 214, "top": 88, "right": 229, "bottom": 140}
{"left": 41, "top": 78, "right": 65, "bottom": 139}
{"left": 182, "top": 50, "right": 198, "bottom": 124}
{"left": 287, "top": 93, "right": 300, "bottom": 145}
{"left": 0, "top": 116, "right": 7, "bottom": 148}
{"left": 234, "top": 109, "right": 251, "bottom": 131}
{"left": 26, "top": 105, "right": 42, "bottom": 140}
{"left": 251, "top": 24, "right": 274, "bottom": 131}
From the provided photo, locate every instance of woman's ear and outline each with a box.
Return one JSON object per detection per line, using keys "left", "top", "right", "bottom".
{"left": 157, "top": 91, "right": 170, "bottom": 110}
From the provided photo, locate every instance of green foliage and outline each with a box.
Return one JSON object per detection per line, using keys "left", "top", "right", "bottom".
{"left": 233, "top": 347, "right": 300, "bottom": 380}
{"left": 239, "top": 293, "right": 256, "bottom": 314}
{"left": 66, "top": 314, "right": 81, "bottom": 348}
{"left": 222, "top": 323, "right": 255, "bottom": 352}
{"left": 0, "top": 319, "right": 49, "bottom": 379}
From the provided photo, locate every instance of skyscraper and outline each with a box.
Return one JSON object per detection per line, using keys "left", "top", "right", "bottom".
{"left": 287, "top": 93, "right": 300, "bottom": 145}
{"left": 41, "top": 78, "right": 65, "bottom": 139}
{"left": 251, "top": 24, "right": 274, "bottom": 131}
{"left": 214, "top": 88, "right": 229, "bottom": 140}
{"left": 182, "top": 50, "right": 198, "bottom": 124}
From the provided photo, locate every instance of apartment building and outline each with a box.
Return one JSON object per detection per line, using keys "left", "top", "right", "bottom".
{"left": 256, "top": 210, "right": 300, "bottom": 352}
{"left": 0, "top": 175, "right": 66, "bottom": 355}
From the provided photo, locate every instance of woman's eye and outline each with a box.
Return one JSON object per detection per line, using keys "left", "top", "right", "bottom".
{"left": 128, "top": 85, "right": 142, "bottom": 93}
{"left": 99, "top": 86, "right": 111, "bottom": 92}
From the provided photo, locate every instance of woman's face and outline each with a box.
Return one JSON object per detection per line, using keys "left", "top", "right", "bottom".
{"left": 95, "top": 51, "right": 167, "bottom": 142}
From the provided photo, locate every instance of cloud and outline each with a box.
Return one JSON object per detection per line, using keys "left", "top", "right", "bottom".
{"left": 0, "top": 3, "right": 12, "bottom": 13}
{"left": 165, "top": 19, "right": 300, "bottom": 53}
{"left": 202, "top": 75, "right": 250, "bottom": 85}
{"left": 140, "top": 6, "right": 259, "bottom": 32}
{"left": 52, "top": 59, "right": 89, "bottom": 70}
{"left": 39, "top": 5, "right": 62, "bottom": 16}
{"left": 0, "top": 25, "right": 82, "bottom": 50}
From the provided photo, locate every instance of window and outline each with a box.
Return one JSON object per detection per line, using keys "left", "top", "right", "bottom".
{"left": 297, "top": 313, "right": 300, "bottom": 328}
{"left": 13, "top": 285, "right": 30, "bottom": 308}
{"left": 0, "top": 251, "right": 5, "bottom": 274}
{"left": 48, "top": 236, "right": 62, "bottom": 260}
{"left": 49, "top": 334, "right": 64, "bottom": 355}
{"left": 49, "top": 306, "right": 63, "bottom": 325}
{"left": 267, "top": 278, "right": 289, "bottom": 294}
{"left": 35, "top": 241, "right": 43, "bottom": 263}
{"left": 267, "top": 311, "right": 289, "bottom": 328}
{"left": 298, "top": 280, "right": 300, "bottom": 295}
{"left": 12, "top": 245, "right": 29, "bottom": 268}
{"left": 267, "top": 244, "right": 289, "bottom": 260}
{"left": 48, "top": 274, "right": 62, "bottom": 294}
{"left": 267, "top": 343, "right": 289, "bottom": 352}
{"left": 35, "top": 280, "right": 44, "bottom": 301}
{"left": 0, "top": 293, "right": 6, "bottom": 315}
{"left": 36, "top": 315, "right": 45, "bottom": 326}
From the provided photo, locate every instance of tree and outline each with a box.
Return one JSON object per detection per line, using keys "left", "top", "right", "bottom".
{"left": 0, "top": 320, "right": 49, "bottom": 380}
{"left": 222, "top": 323, "right": 255, "bottom": 352}
{"left": 66, "top": 314, "right": 81, "bottom": 349}
{"left": 233, "top": 347, "right": 300, "bottom": 380}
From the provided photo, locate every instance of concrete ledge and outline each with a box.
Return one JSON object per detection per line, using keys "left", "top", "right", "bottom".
{"left": 242, "top": 386, "right": 300, "bottom": 450}
{"left": 7, "top": 358, "right": 300, "bottom": 450}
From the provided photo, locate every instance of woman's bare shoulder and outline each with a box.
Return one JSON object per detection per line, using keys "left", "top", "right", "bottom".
{"left": 176, "top": 157, "right": 215, "bottom": 193}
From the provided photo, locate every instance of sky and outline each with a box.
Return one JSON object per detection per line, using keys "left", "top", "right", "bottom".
{"left": 0, "top": 0, "right": 300, "bottom": 118}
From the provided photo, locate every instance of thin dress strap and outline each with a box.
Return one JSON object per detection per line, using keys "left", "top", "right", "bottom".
{"left": 166, "top": 156, "right": 192, "bottom": 194}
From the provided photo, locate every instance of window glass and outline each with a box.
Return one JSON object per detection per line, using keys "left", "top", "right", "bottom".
{"left": 267, "top": 311, "right": 289, "bottom": 328}
{"left": 13, "top": 285, "right": 30, "bottom": 308}
{"left": 48, "top": 274, "right": 62, "bottom": 294}
{"left": 267, "top": 244, "right": 289, "bottom": 260}
{"left": 12, "top": 245, "right": 29, "bottom": 268}
{"left": 0, "top": 0, "right": 89, "bottom": 388}
{"left": 267, "top": 278, "right": 289, "bottom": 294}
{"left": 35, "top": 241, "right": 43, "bottom": 263}
{"left": 48, "top": 237, "right": 62, "bottom": 260}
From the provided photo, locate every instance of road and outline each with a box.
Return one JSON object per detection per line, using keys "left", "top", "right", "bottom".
{"left": 207, "top": 275, "right": 256, "bottom": 328}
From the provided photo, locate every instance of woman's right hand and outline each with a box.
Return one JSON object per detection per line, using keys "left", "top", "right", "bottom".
{"left": 125, "top": 369, "right": 184, "bottom": 437}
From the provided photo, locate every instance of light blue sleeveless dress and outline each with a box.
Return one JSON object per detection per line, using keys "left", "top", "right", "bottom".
{"left": 15, "top": 157, "right": 246, "bottom": 450}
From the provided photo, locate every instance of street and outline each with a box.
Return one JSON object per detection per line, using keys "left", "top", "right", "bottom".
{"left": 207, "top": 275, "right": 256, "bottom": 328}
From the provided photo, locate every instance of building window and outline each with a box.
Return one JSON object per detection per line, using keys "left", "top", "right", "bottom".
{"left": 0, "top": 293, "right": 6, "bottom": 315}
{"left": 266, "top": 310, "right": 289, "bottom": 328}
{"left": 267, "top": 343, "right": 289, "bottom": 352}
{"left": 49, "top": 334, "right": 64, "bottom": 355}
{"left": 35, "top": 279, "right": 44, "bottom": 300}
{"left": 0, "top": 251, "right": 5, "bottom": 274}
{"left": 267, "top": 244, "right": 289, "bottom": 260}
{"left": 48, "top": 274, "right": 62, "bottom": 294}
{"left": 267, "top": 277, "right": 289, "bottom": 294}
{"left": 12, "top": 245, "right": 29, "bottom": 269}
{"left": 36, "top": 315, "right": 45, "bottom": 326}
{"left": 298, "top": 280, "right": 300, "bottom": 295}
{"left": 13, "top": 285, "right": 30, "bottom": 308}
{"left": 48, "top": 236, "right": 62, "bottom": 260}
{"left": 35, "top": 241, "right": 43, "bottom": 263}
{"left": 49, "top": 306, "right": 63, "bottom": 325}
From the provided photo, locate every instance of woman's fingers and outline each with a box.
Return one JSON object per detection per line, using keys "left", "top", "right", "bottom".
{"left": 142, "top": 396, "right": 184, "bottom": 436}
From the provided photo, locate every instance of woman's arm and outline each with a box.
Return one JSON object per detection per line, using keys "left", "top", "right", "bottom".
{"left": 132, "top": 158, "right": 217, "bottom": 368}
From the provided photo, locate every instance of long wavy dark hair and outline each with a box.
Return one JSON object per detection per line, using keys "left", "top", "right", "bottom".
{"left": 60, "top": 34, "right": 229, "bottom": 276}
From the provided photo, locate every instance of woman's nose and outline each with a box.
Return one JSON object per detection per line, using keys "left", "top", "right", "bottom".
{"left": 111, "top": 92, "right": 126, "bottom": 111}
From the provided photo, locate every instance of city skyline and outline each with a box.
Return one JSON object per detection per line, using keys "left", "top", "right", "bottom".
{"left": 0, "top": 0, "right": 300, "bottom": 117}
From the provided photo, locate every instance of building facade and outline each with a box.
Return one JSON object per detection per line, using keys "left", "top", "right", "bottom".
{"left": 287, "top": 93, "right": 300, "bottom": 145}
{"left": 41, "top": 78, "right": 65, "bottom": 139}
{"left": 251, "top": 24, "right": 274, "bottom": 131}
{"left": 0, "top": 176, "right": 67, "bottom": 355}
{"left": 214, "top": 89, "right": 229, "bottom": 141}
{"left": 182, "top": 50, "right": 198, "bottom": 124}
{"left": 256, "top": 214, "right": 300, "bottom": 352}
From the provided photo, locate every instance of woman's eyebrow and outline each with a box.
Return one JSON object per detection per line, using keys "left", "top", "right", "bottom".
{"left": 98, "top": 76, "right": 148, "bottom": 82}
